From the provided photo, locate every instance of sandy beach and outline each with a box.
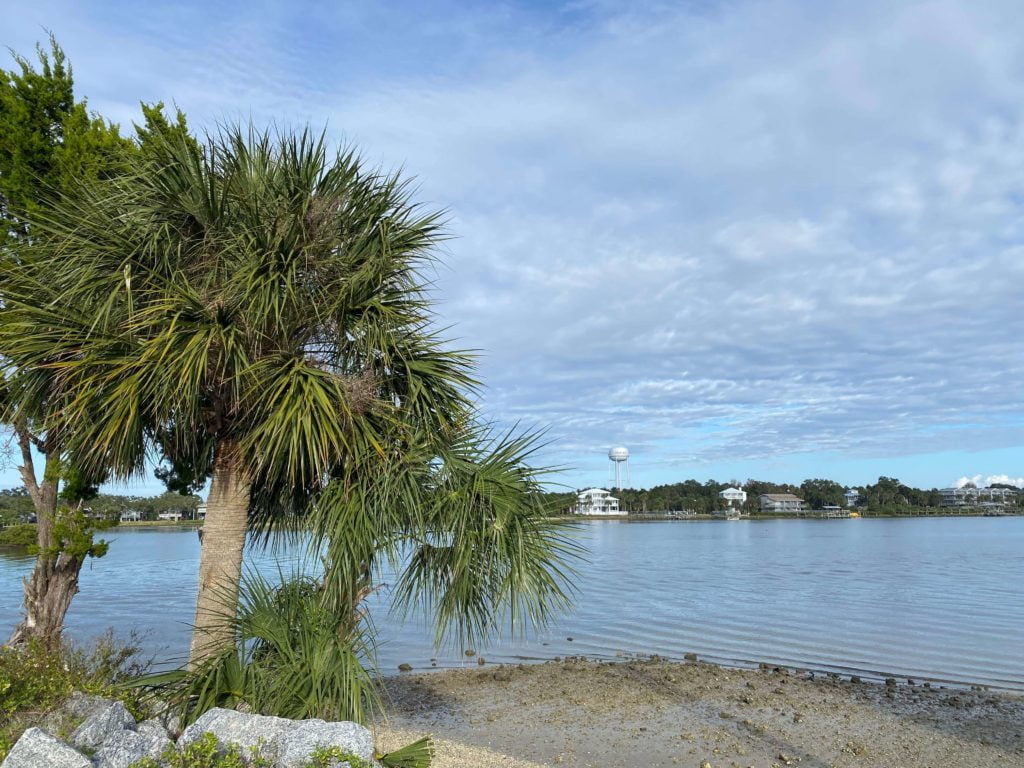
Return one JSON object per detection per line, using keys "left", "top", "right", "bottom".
{"left": 372, "top": 657, "right": 1024, "bottom": 768}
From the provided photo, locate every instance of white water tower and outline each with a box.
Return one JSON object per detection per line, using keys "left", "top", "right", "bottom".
{"left": 608, "top": 446, "right": 630, "bottom": 490}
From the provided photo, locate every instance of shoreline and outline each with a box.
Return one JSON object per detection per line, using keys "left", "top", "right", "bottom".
{"left": 563, "top": 510, "right": 1022, "bottom": 521}
{"left": 374, "top": 656, "right": 1024, "bottom": 767}
{"left": 387, "top": 650, "right": 1023, "bottom": 694}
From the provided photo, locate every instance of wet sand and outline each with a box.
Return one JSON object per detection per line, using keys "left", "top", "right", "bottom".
{"left": 372, "top": 657, "right": 1024, "bottom": 768}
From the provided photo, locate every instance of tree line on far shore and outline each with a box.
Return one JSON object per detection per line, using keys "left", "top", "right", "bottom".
{"left": 0, "top": 487, "right": 202, "bottom": 528}
{"left": 540, "top": 476, "right": 1024, "bottom": 515}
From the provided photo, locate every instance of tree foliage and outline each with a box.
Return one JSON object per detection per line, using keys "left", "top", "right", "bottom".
{"left": 0, "top": 36, "right": 193, "bottom": 647}
{"left": 0, "top": 35, "right": 133, "bottom": 245}
{"left": 2, "top": 117, "right": 578, "bottom": 686}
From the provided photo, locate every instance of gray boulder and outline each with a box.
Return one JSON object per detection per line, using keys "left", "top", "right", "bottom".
{"left": 277, "top": 719, "right": 375, "bottom": 768}
{"left": 92, "top": 729, "right": 172, "bottom": 768}
{"left": 135, "top": 720, "right": 170, "bottom": 740}
{"left": 179, "top": 708, "right": 291, "bottom": 760}
{"left": 62, "top": 692, "right": 113, "bottom": 721}
{"left": 70, "top": 701, "right": 135, "bottom": 751}
{"left": 0, "top": 728, "right": 91, "bottom": 768}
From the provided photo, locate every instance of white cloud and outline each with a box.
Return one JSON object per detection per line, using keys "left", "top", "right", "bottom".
{"left": 956, "top": 474, "right": 1024, "bottom": 489}
{"left": 984, "top": 474, "right": 1024, "bottom": 488}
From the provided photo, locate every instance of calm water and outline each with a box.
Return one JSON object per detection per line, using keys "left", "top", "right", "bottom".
{"left": 1, "top": 517, "right": 1022, "bottom": 689}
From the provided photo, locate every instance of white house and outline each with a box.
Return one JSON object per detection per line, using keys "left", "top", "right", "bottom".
{"left": 119, "top": 509, "right": 142, "bottom": 522}
{"left": 844, "top": 489, "right": 861, "bottom": 508}
{"left": 576, "top": 488, "right": 620, "bottom": 515}
{"left": 759, "top": 493, "right": 804, "bottom": 514}
{"left": 196, "top": 504, "right": 207, "bottom": 520}
{"left": 157, "top": 511, "right": 183, "bottom": 522}
{"left": 939, "top": 486, "right": 1018, "bottom": 507}
{"left": 718, "top": 487, "right": 747, "bottom": 507}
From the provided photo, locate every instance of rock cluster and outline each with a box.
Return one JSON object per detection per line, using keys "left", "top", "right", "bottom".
{"left": 1, "top": 697, "right": 375, "bottom": 768}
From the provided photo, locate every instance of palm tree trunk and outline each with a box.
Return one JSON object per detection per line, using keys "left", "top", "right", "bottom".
{"left": 189, "top": 439, "right": 251, "bottom": 665}
{"left": 7, "top": 432, "right": 81, "bottom": 650}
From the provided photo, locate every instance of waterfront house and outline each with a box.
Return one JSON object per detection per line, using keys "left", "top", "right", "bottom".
{"left": 119, "top": 509, "right": 142, "bottom": 523}
{"left": 939, "top": 486, "right": 1018, "bottom": 507}
{"left": 576, "top": 488, "right": 621, "bottom": 515}
{"left": 718, "top": 487, "right": 747, "bottom": 507}
{"left": 758, "top": 493, "right": 804, "bottom": 514}
{"left": 196, "top": 503, "right": 207, "bottom": 520}
{"left": 844, "top": 489, "right": 861, "bottom": 508}
{"left": 157, "top": 511, "right": 183, "bottom": 522}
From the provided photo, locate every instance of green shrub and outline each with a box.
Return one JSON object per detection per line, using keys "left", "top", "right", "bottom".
{"left": 0, "top": 631, "right": 149, "bottom": 761}
{"left": 129, "top": 733, "right": 270, "bottom": 768}
{"left": 128, "top": 733, "right": 431, "bottom": 768}
{"left": 0, "top": 523, "right": 37, "bottom": 549}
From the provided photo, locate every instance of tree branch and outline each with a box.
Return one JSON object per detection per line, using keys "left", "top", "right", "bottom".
{"left": 15, "top": 422, "right": 42, "bottom": 508}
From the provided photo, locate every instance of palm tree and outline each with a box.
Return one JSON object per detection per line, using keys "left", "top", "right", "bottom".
{"left": 0, "top": 126, "right": 523, "bottom": 663}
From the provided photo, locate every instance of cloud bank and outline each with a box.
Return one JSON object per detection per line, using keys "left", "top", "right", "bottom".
{"left": 3, "top": 0, "right": 1023, "bottom": 490}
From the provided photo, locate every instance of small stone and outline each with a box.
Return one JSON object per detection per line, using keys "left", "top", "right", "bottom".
{"left": 465, "top": 649, "right": 476, "bottom": 657}
{"left": 567, "top": 637, "right": 573, "bottom": 642}
{"left": 2, "top": 727, "right": 91, "bottom": 768}
{"left": 477, "top": 657, "right": 486, "bottom": 665}
{"left": 850, "top": 675, "right": 861, "bottom": 684}
{"left": 70, "top": 701, "right": 135, "bottom": 751}
{"left": 885, "top": 677, "right": 897, "bottom": 686}
{"left": 398, "top": 663, "right": 413, "bottom": 672}
{"left": 148, "top": 697, "right": 181, "bottom": 735}
{"left": 684, "top": 653, "right": 698, "bottom": 661}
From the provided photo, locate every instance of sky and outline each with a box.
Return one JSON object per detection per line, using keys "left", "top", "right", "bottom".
{"left": 2, "top": 0, "right": 1023, "bottom": 495}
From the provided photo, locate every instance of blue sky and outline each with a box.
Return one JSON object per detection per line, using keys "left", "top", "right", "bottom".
{"left": 3, "top": 0, "right": 1023, "bottom": 494}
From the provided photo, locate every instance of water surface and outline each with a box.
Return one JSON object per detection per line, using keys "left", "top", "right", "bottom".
{"left": 1, "top": 517, "right": 1021, "bottom": 689}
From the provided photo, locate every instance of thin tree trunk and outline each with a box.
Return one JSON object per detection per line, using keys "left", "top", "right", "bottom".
{"left": 189, "top": 439, "right": 251, "bottom": 665}
{"left": 8, "top": 431, "right": 81, "bottom": 650}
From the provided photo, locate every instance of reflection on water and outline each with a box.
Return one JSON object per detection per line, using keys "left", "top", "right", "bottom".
{"left": 1, "top": 517, "right": 1022, "bottom": 689}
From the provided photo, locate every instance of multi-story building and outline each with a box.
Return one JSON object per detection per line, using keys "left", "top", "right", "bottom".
{"left": 575, "top": 488, "right": 621, "bottom": 515}
{"left": 718, "top": 487, "right": 747, "bottom": 507}
{"left": 758, "top": 493, "right": 804, "bottom": 514}
{"left": 844, "top": 489, "right": 861, "bottom": 508}
{"left": 939, "top": 486, "right": 1018, "bottom": 507}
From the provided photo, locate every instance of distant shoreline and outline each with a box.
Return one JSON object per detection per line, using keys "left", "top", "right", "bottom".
{"left": 562, "top": 510, "right": 1022, "bottom": 521}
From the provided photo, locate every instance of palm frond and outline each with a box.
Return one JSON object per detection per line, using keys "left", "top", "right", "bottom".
{"left": 377, "top": 736, "right": 435, "bottom": 768}
{"left": 139, "top": 567, "right": 382, "bottom": 726}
